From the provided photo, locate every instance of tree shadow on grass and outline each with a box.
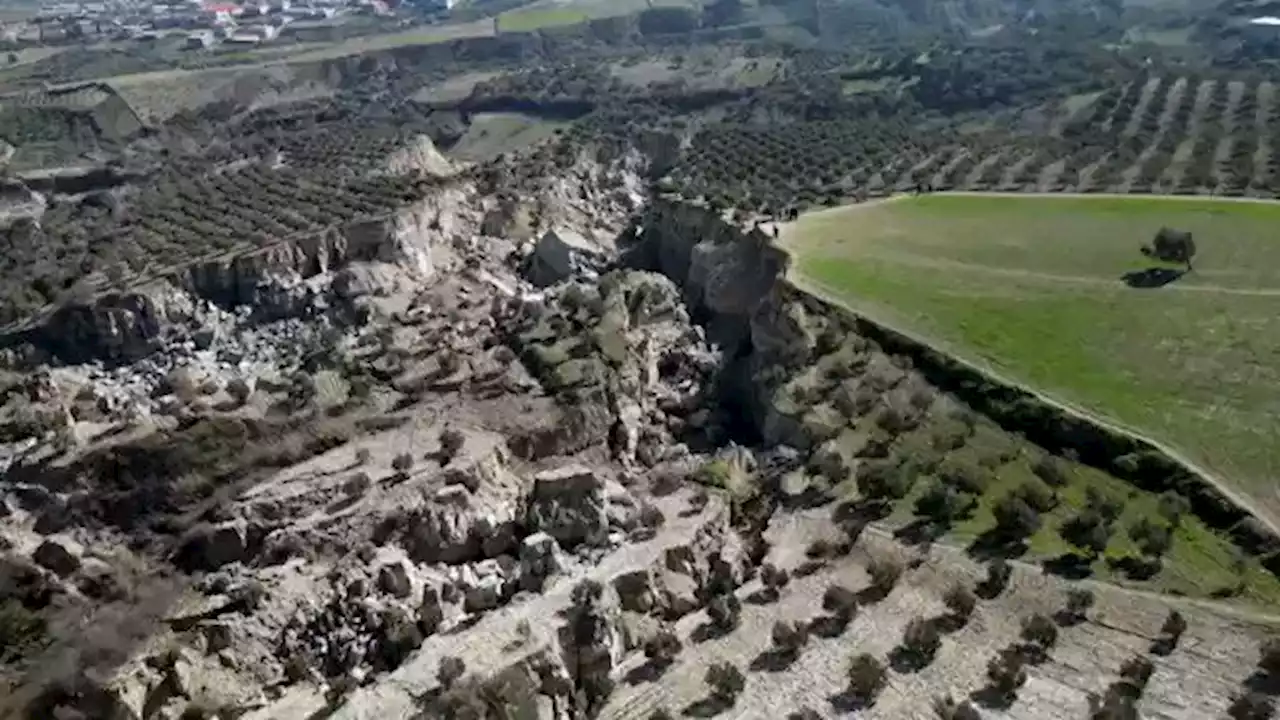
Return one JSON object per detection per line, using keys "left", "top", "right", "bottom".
{"left": 1121, "top": 267, "right": 1186, "bottom": 289}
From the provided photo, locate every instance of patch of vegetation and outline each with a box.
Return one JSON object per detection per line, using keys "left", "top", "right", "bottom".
{"left": 784, "top": 193, "right": 1280, "bottom": 605}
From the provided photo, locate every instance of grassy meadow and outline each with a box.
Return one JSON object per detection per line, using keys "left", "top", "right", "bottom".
{"left": 781, "top": 193, "right": 1280, "bottom": 530}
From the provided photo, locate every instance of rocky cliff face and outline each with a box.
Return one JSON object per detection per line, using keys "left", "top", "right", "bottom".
{"left": 631, "top": 194, "right": 1280, "bottom": 562}
{"left": 11, "top": 185, "right": 474, "bottom": 366}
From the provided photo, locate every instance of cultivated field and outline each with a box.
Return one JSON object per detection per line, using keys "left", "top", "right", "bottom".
{"left": 600, "top": 508, "right": 1278, "bottom": 720}
{"left": 780, "top": 193, "right": 1280, "bottom": 530}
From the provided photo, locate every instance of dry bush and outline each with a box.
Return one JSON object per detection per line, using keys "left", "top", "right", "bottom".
{"left": 933, "top": 694, "right": 982, "bottom": 720}
{"left": 644, "top": 627, "right": 682, "bottom": 668}
{"left": 978, "top": 558, "right": 1012, "bottom": 598}
{"left": 438, "top": 656, "right": 466, "bottom": 690}
{"left": 760, "top": 563, "right": 790, "bottom": 596}
{"left": 898, "top": 617, "right": 942, "bottom": 668}
{"left": 942, "top": 583, "right": 976, "bottom": 625}
{"left": 771, "top": 619, "right": 809, "bottom": 655}
{"left": 866, "top": 556, "right": 903, "bottom": 597}
{"left": 705, "top": 662, "right": 745, "bottom": 703}
{"left": 822, "top": 583, "right": 859, "bottom": 621}
{"left": 391, "top": 452, "right": 414, "bottom": 476}
{"left": 438, "top": 426, "right": 466, "bottom": 464}
{"left": 985, "top": 645, "right": 1028, "bottom": 700}
{"left": 1152, "top": 609, "right": 1187, "bottom": 654}
{"left": 846, "top": 653, "right": 887, "bottom": 703}
{"left": 707, "top": 593, "right": 741, "bottom": 631}
{"left": 1059, "top": 586, "right": 1095, "bottom": 625}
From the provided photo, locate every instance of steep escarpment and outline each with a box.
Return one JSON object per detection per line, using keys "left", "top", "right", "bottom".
{"left": 632, "top": 195, "right": 1280, "bottom": 580}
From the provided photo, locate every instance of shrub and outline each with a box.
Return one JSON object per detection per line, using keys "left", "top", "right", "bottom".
{"left": 1061, "top": 510, "right": 1114, "bottom": 557}
{"left": 438, "top": 656, "right": 466, "bottom": 690}
{"left": 354, "top": 447, "right": 372, "bottom": 466}
{"left": 787, "top": 707, "right": 822, "bottom": 720}
{"left": 760, "top": 563, "right": 790, "bottom": 596}
{"left": 637, "top": 502, "right": 666, "bottom": 530}
{"left": 991, "top": 493, "right": 1042, "bottom": 543}
{"left": 707, "top": 593, "right": 742, "bottom": 631}
{"left": 1156, "top": 609, "right": 1187, "bottom": 652}
{"left": 986, "top": 646, "right": 1028, "bottom": 698}
{"left": 866, "top": 556, "right": 904, "bottom": 597}
{"left": 1031, "top": 454, "right": 1069, "bottom": 487}
{"left": 391, "top": 452, "right": 414, "bottom": 475}
{"left": 1259, "top": 637, "right": 1280, "bottom": 677}
{"left": 1012, "top": 479, "right": 1058, "bottom": 513}
{"left": 1061, "top": 587, "right": 1095, "bottom": 625}
{"left": 1118, "top": 654, "right": 1154, "bottom": 690}
{"left": 705, "top": 662, "right": 746, "bottom": 703}
{"left": 1085, "top": 487, "right": 1124, "bottom": 522}
{"left": 822, "top": 583, "right": 859, "bottom": 621}
{"left": 644, "top": 627, "right": 683, "bottom": 668}
{"left": 571, "top": 579, "right": 604, "bottom": 608}
{"left": 938, "top": 456, "right": 987, "bottom": 495}
{"left": 943, "top": 583, "right": 977, "bottom": 624}
{"left": 914, "top": 481, "right": 974, "bottom": 526}
{"left": 899, "top": 616, "right": 942, "bottom": 666}
{"left": 1129, "top": 517, "right": 1173, "bottom": 558}
{"left": 1156, "top": 491, "right": 1190, "bottom": 526}
{"left": 649, "top": 710, "right": 675, "bottom": 720}
{"left": 846, "top": 653, "right": 887, "bottom": 703}
{"left": 980, "top": 558, "right": 1013, "bottom": 597}
{"left": 438, "top": 427, "right": 466, "bottom": 464}
{"left": 771, "top": 619, "right": 809, "bottom": 655}
{"left": 933, "top": 694, "right": 982, "bottom": 720}
{"left": 1021, "top": 613, "right": 1059, "bottom": 652}
{"left": 0, "top": 598, "right": 47, "bottom": 663}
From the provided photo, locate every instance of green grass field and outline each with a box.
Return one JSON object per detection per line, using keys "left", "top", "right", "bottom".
{"left": 781, "top": 193, "right": 1280, "bottom": 529}
{"left": 496, "top": 6, "right": 589, "bottom": 32}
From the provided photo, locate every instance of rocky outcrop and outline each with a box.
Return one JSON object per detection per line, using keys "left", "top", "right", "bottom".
{"left": 526, "top": 465, "right": 610, "bottom": 548}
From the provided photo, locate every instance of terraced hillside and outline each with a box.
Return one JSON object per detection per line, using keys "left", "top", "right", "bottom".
{"left": 663, "top": 75, "right": 1280, "bottom": 210}
{"left": 924, "top": 76, "right": 1280, "bottom": 197}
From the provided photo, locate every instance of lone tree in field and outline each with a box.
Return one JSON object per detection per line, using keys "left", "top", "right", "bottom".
{"left": 705, "top": 662, "right": 746, "bottom": 705}
{"left": 1142, "top": 227, "right": 1197, "bottom": 271}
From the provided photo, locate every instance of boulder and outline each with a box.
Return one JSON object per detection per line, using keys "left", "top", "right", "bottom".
{"left": 32, "top": 537, "right": 81, "bottom": 577}
{"left": 377, "top": 561, "right": 414, "bottom": 599}
{"left": 518, "top": 532, "right": 563, "bottom": 592}
{"left": 526, "top": 465, "right": 609, "bottom": 548}
{"left": 527, "top": 227, "right": 607, "bottom": 287}
{"left": 463, "top": 574, "right": 505, "bottom": 613}
{"left": 612, "top": 570, "right": 655, "bottom": 614}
